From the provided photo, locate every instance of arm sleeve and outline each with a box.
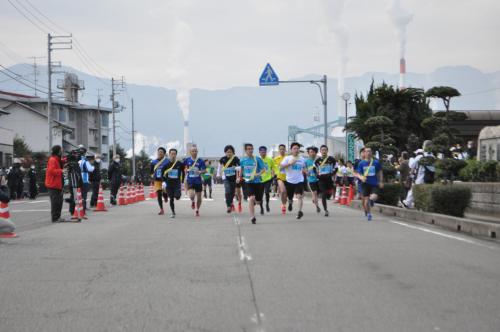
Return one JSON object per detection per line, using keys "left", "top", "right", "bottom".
{"left": 216, "top": 164, "right": 222, "bottom": 177}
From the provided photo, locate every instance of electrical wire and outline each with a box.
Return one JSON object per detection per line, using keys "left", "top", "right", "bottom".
{"left": 7, "top": 0, "right": 47, "bottom": 33}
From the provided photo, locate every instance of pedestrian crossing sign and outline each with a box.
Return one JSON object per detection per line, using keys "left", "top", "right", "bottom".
{"left": 259, "top": 63, "right": 279, "bottom": 86}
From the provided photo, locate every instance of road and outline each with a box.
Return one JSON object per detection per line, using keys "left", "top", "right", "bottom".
{"left": 1, "top": 186, "right": 499, "bottom": 332}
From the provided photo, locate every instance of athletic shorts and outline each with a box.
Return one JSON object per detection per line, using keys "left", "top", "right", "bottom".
{"left": 245, "top": 182, "right": 264, "bottom": 202}
{"left": 285, "top": 181, "right": 305, "bottom": 201}
{"left": 318, "top": 177, "right": 333, "bottom": 193}
{"left": 309, "top": 181, "right": 319, "bottom": 192}
{"left": 262, "top": 180, "right": 272, "bottom": 192}
{"left": 153, "top": 180, "right": 163, "bottom": 192}
{"left": 203, "top": 178, "right": 212, "bottom": 186}
{"left": 361, "top": 183, "right": 380, "bottom": 197}
{"left": 166, "top": 184, "right": 181, "bottom": 200}
{"left": 188, "top": 183, "right": 203, "bottom": 193}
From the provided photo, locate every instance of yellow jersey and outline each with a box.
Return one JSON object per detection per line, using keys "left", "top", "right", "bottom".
{"left": 273, "top": 155, "right": 287, "bottom": 181}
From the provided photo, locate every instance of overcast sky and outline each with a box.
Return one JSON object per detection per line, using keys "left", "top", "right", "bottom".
{"left": 1, "top": 0, "right": 498, "bottom": 90}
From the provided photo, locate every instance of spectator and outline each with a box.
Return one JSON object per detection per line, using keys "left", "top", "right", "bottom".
{"left": 398, "top": 151, "right": 410, "bottom": 201}
{"left": 402, "top": 141, "right": 436, "bottom": 208}
{"left": 78, "top": 150, "right": 95, "bottom": 212}
{"left": 28, "top": 164, "right": 38, "bottom": 199}
{"left": 45, "top": 145, "right": 66, "bottom": 222}
{"left": 0, "top": 174, "right": 16, "bottom": 234}
{"left": 89, "top": 154, "right": 101, "bottom": 208}
{"left": 7, "top": 160, "right": 22, "bottom": 200}
{"left": 108, "top": 155, "right": 122, "bottom": 205}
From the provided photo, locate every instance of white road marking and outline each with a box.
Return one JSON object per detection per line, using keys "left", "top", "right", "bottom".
{"left": 12, "top": 209, "right": 51, "bottom": 212}
{"left": 237, "top": 235, "right": 252, "bottom": 261}
{"left": 389, "top": 220, "right": 497, "bottom": 250}
{"left": 27, "top": 200, "right": 49, "bottom": 204}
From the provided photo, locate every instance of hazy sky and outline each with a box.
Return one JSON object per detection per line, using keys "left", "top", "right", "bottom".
{"left": 1, "top": 0, "right": 498, "bottom": 90}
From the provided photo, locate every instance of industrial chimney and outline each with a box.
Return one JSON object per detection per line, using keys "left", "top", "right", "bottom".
{"left": 399, "top": 58, "right": 406, "bottom": 89}
{"left": 57, "top": 73, "right": 85, "bottom": 103}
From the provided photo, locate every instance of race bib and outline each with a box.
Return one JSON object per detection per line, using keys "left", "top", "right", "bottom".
{"left": 319, "top": 165, "right": 332, "bottom": 175}
{"left": 224, "top": 167, "right": 236, "bottom": 177}
{"left": 291, "top": 163, "right": 303, "bottom": 171}
{"left": 155, "top": 169, "right": 162, "bottom": 178}
{"left": 363, "top": 166, "right": 376, "bottom": 177}
{"left": 243, "top": 165, "right": 255, "bottom": 178}
{"left": 168, "top": 169, "right": 179, "bottom": 179}
{"left": 188, "top": 167, "right": 199, "bottom": 178}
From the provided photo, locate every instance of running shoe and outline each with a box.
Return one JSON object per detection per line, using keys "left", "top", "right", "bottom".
{"left": 316, "top": 206, "right": 321, "bottom": 213}
{"left": 227, "top": 207, "right": 232, "bottom": 214}
{"left": 281, "top": 204, "right": 286, "bottom": 215}
{"left": 251, "top": 217, "right": 256, "bottom": 224}
{"left": 324, "top": 210, "right": 329, "bottom": 217}
{"left": 191, "top": 201, "right": 195, "bottom": 210}
{"left": 195, "top": 210, "right": 200, "bottom": 217}
{"left": 170, "top": 213, "right": 175, "bottom": 219}
{"left": 296, "top": 211, "right": 304, "bottom": 220}
{"left": 288, "top": 202, "right": 293, "bottom": 212}
{"left": 158, "top": 209, "right": 164, "bottom": 215}
{"left": 367, "top": 213, "right": 372, "bottom": 221}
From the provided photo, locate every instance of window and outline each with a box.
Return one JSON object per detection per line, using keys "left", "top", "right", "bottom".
{"left": 68, "top": 109, "right": 75, "bottom": 121}
{"left": 102, "top": 135, "right": 109, "bottom": 145}
{"left": 102, "top": 153, "right": 108, "bottom": 163}
{"left": 69, "top": 129, "right": 75, "bottom": 140}
{"left": 101, "top": 113, "right": 109, "bottom": 127}
{"left": 58, "top": 108, "right": 66, "bottom": 122}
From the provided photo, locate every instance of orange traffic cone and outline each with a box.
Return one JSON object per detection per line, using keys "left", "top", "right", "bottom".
{"left": 340, "top": 185, "right": 348, "bottom": 205}
{"left": 118, "top": 186, "right": 126, "bottom": 206}
{"left": 149, "top": 183, "right": 156, "bottom": 199}
{"left": 348, "top": 184, "right": 354, "bottom": 204}
{"left": 94, "top": 185, "right": 108, "bottom": 212}
{"left": 133, "top": 184, "right": 138, "bottom": 203}
{"left": 71, "top": 188, "right": 86, "bottom": 220}
{"left": 0, "top": 201, "right": 18, "bottom": 238}
{"left": 139, "top": 183, "right": 145, "bottom": 201}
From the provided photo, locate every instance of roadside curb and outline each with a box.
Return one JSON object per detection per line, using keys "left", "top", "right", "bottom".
{"left": 347, "top": 200, "right": 499, "bottom": 241}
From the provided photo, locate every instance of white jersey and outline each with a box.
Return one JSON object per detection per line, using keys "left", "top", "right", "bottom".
{"left": 280, "top": 155, "right": 306, "bottom": 184}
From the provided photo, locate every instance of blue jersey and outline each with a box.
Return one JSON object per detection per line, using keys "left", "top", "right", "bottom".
{"left": 183, "top": 157, "right": 206, "bottom": 185}
{"left": 240, "top": 155, "right": 265, "bottom": 183}
{"left": 305, "top": 158, "right": 318, "bottom": 183}
{"left": 356, "top": 159, "right": 382, "bottom": 186}
{"left": 151, "top": 158, "right": 170, "bottom": 180}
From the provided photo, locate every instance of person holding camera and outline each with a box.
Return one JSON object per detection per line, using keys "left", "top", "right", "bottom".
{"left": 78, "top": 148, "right": 95, "bottom": 213}
{"left": 45, "top": 145, "right": 66, "bottom": 223}
{"left": 89, "top": 154, "right": 101, "bottom": 208}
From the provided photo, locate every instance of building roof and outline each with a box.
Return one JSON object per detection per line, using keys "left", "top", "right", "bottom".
{"left": 5, "top": 101, "right": 72, "bottom": 130}
{"left": 0, "top": 89, "right": 112, "bottom": 112}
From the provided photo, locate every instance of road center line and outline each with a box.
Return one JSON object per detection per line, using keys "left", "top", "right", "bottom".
{"left": 389, "top": 220, "right": 498, "bottom": 250}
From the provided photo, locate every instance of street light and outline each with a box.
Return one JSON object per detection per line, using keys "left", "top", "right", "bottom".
{"left": 341, "top": 92, "right": 351, "bottom": 161}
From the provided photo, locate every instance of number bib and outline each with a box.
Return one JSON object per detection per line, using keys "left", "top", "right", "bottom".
{"left": 168, "top": 169, "right": 179, "bottom": 179}
{"left": 224, "top": 167, "right": 236, "bottom": 177}
{"left": 319, "top": 165, "right": 332, "bottom": 175}
{"left": 243, "top": 165, "right": 255, "bottom": 179}
{"left": 188, "top": 167, "right": 199, "bottom": 178}
{"left": 363, "top": 166, "right": 376, "bottom": 177}
{"left": 291, "top": 164, "right": 303, "bottom": 171}
{"left": 155, "top": 169, "right": 162, "bottom": 178}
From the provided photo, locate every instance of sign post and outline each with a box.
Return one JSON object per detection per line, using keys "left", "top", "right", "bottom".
{"left": 347, "top": 133, "right": 355, "bottom": 162}
{"left": 259, "top": 63, "right": 328, "bottom": 146}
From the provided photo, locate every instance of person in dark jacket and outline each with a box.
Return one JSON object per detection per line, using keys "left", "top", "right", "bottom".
{"left": 45, "top": 145, "right": 66, "bottom": 222}
{"left": 7, "top": 160, "right": 22, "bottom": 200}
{"left": 108, "top": 155, "right": 122, "bottom": 205}
{"left": 28, "top": 165, "right": 38, "bottom": 199}
{"left": 89, "top": 154, "right": 101, "bottom": 207}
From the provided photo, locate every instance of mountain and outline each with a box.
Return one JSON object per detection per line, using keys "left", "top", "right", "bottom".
{"left": 1, "top": 64, "right": 499, "bottom": 156}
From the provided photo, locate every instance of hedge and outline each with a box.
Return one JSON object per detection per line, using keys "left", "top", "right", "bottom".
{"left": 413, "top": 184, "right": 472, "bottom": 217}
{"left": 459, "top": 160, "right": 499, "bottom": 182}
{"left": 376, "top": 183, "right": 402, "bottom": 206}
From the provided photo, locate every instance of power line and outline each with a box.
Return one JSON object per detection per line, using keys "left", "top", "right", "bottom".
{"left": 0, "top": 66, "right": 48, "bottom": 94}
{"left": 7, "top": 0, "right": 47, "bottom": 33}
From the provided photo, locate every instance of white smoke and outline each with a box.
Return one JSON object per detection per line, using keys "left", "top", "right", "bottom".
{"left": 319, "top": 0, "right": 350, "bottom": 113}
{"left": 387, "top": 0, "right": 413, "bottom": 59}
{"left": 126, "top": 132, "right": 181, "bottom": 158}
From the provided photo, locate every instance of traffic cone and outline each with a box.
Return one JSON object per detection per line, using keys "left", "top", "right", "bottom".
{"left": 71, "top": 188, "right": 86, "bottom": 220}
{"left": 133, "top": 184, "right": 138, "bottom": 203}
{"left": 149, "top": 183, "right": 156, "bottom": 199}
{"left": 139, "top": 183, "right": 145, "bottom": 201}
{"left": 125, "top": 185, "right": 131, "bottom": 205}
{"left": 340, "top": 185, "right": 347, "bottom": 205}
{"left": 94, "top": 185, "right": 108, "bottom": 212}
{"left": 118, "top": 186, "right": 126, "bottom": 206}
{"left": 348, "top": 184, "right": 354, "bottom": 204}
{"left": 0, "top": 201, "right": 18, "bottom": 238}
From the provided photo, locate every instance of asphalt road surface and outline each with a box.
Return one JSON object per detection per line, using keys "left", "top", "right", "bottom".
{"left": 1, "top": 186, "right": 499, "bottom": 332}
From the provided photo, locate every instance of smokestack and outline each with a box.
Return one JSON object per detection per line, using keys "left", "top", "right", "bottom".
{"left": 183, "top": 120, "right": 189, "bottom": 154}
{"left": 399, "top": 58, "right": 406, "bottom": 89}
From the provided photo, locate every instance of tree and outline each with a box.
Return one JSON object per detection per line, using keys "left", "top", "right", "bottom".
{"left": 425, "top": 86, "right": 461, "bottom": 140}
{"left": 346, "top": 81, "right": 432, "bottom": 154}
{"left": 13, "top": 136, "right": 32, "bottom": 157}
{"left": 109, "top": 143, "right": 131, "bottom": 176}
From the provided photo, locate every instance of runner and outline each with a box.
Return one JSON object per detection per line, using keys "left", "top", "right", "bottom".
{"left": 150, "top": 147, "right": 170, "bottom": 215}
{"left": 355, "top": 147, "right": 383, "bottom": 221}
{"left": 315, "top": 145, "right": 336, "bottom": 217}
{"left": 305, "top": 146, "right": 321, "bottom": 213}
{"left": 280, "top": 142, "right": 307, "bottom": 219}
{"left": 334, "top": 159, "right": 346, "bottom": 201}
{"left": 162, "top": 148, "right": 185, "bottom": 218}
{"left": 183, "top": 146, "right": 207, "bottom": 217}
{"left": 258, "top": 146, "right": 275, "bottom": 215}
{"left": 273, "top": 144, "right": 288, "bottom": 214}
{"left": 354, "top": 147, "right": 366, "bottom": 200}
{"left": 217, "top": 145, "right": 241, "bottom": 214}
{"left": 203, "top": 160, "right": 215, "bottom": 199}
{"left": 240, "top": 143, "right": 265, "bottom": 224}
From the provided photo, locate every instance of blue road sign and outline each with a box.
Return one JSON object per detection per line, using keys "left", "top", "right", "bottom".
{"left": 259, "top": 63, "right": 279, "bottom": 86}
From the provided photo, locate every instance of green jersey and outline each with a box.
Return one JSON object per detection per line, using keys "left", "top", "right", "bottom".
{"left": 261, "top": 156, "right": 275, "bottom": 183}
{"left": 202, "top": 166, "right": 214, "bottom": 181}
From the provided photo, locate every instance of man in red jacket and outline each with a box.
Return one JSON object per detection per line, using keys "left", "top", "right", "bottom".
{"left": 45, "top": 145, "right": 66, "bottom": 222}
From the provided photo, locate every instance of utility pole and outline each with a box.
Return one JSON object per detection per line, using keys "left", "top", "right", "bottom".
{"left": 110, "top": 77, "right": 125, "bottom": 158}
{"left": 131, "top": 98, "right": 136, "bottom": 181}
{"left": 47, "top": 33, "right": 72, "bottom": 151}
{"left": 97, "top": 89, "right": 102, "bottom": 156}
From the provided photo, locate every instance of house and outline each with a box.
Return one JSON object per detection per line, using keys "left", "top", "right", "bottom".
{"left": 0, "top": 74, "right": 112, "bottom": 168}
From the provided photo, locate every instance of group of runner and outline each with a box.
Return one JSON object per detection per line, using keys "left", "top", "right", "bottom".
{"left": 149, "top": 143, "right": 384, "bottom": 223}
